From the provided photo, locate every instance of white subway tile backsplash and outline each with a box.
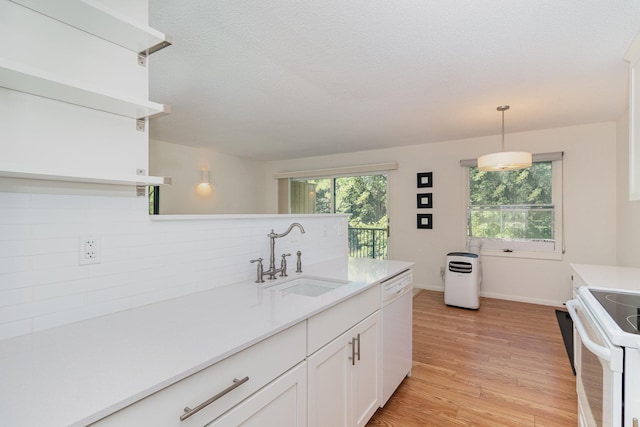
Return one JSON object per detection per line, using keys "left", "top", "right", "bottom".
{"left": 0, "top": 293, "right": 85, "bottom": 324}
{"left": 0, "top": 192, "right": 347, "bottom": 338}
{"left": 103, "top": 232, "right": 168, "bottom": 248}
{"left": 84, "top": 208, "right": 148, "bottom": 224}
{"left": 0, "top": 256, "right": 29, "bottom": 275}
{"left": 33, "top": 273, "right": 130, "bottom": 301}
{"left": 29, "top": 223, "right": 84, "bottom": 239}
{"left": 0, "top": 264, "right": 98, "bottom": 291}
{"left": 0, "top": 224, "right": 30, "bottom": 241}
{"left": 30, "top": 194, "right": 131, "bottom": 210}
{"left": 29, "top": 252, "right": 78, "bottom": 271}
{"left": 0, "top": 192, "right": 30, "bottom": 208}
{"left": 0, "top": 238, "right": 76, "bottom": 258}
{"left": 0, "top": 208, "right": 85, "bottom": 225}
{"left": 0, "top": 287, "right": 33, "bottom": 307}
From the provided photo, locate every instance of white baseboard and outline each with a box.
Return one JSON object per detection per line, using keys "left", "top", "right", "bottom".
{"left": 413, "top": 283, "right": 565, "bottom": 307}
{"left": 413, "top": 283, "right": 443, "bottom": 292}
{"left": 479, "top": 291, "right": 566, "bottom": 308}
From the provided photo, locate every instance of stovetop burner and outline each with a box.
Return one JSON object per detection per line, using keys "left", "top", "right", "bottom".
{"left": 590, "top": 289, "right": 640, "bottom": 335}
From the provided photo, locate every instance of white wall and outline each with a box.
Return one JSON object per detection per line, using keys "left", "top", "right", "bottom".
{"left": 616, "top": 111, "right": 640, "bottom": 266}
{"left": 265, "top": 122, "right": 618, "bottom": 306}
{"left": 149, "top": 139, "right": 266, "bottom": 214}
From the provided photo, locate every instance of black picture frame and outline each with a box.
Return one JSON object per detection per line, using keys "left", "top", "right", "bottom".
{"left": 417, "top": 172, "right": 433, "bottom": 188}
{"left": 416, "top": 193, "right": 432, "bottom": 209}
{"left": 417, "top": 213, "right": 433, "bottom": 229}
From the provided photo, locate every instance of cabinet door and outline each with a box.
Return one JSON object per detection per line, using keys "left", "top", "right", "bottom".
{"left": 307, "top": 333, "right": 351, "bottom": 427}
{"left": 307, "top": 311, "right": 381, "bottom": 427}
{"left": 209, "top": 362, "right": 307, "bottom": 427}
{"left": 352, "top": 312, "right": 380, "bottom": 427}
{"left": 630, "top": 56, "right": 640, "bottom": 201}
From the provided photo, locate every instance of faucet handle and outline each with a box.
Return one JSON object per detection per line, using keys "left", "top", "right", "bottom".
{"left": 250, "top": 258, "right": 265, "bottom": 283}
{"left": 280, "top": 253, "right": 291, "bottom": 277}
{"left": 296, "top": 251, "right": 302, "bottom": 273}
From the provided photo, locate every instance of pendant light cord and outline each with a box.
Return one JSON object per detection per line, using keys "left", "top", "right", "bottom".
{"left": 497, "top": 105, "right": 509, "bottom": 152}
{"left": 501, "top": 109, "right": 505, "bottom": 151}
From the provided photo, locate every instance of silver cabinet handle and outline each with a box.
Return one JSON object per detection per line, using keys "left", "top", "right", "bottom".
{"left": 348, "top": 333, "right": 361, "bottom": 366}
{"left": 180, "top": 376, "right": 249, "bottom": 421}
{"left": 349, "top": 337, "right": 356, "bottom": 366}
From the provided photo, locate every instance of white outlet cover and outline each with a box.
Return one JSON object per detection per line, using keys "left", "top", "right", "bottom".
{"left": 78, "top": 235, "right": 101, "bottom": 266}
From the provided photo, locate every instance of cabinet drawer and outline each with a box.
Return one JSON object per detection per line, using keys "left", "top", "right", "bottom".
{"left": 208, "top": 361, "right": 307, "bottom": 426}
{"left": 91, "top": 321, "right": 306, "bottom": 427}
{"left": 307, "top": 286, "right": 380, "bottom": 355}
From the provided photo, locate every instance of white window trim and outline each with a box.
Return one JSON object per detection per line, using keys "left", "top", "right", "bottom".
{"left": 273, "top": 162, "right": 398, "bottom": 179}
{"left": 461, "top": 159, "right": 564, "bottom": 261}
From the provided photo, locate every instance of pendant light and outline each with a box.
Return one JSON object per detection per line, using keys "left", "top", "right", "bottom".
{"left": 477, "top": 105, "right": 532, "bottom": 171}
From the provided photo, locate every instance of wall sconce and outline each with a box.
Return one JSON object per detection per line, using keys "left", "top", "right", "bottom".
{"left": 197, "top": 168, "right": 212, "bottom": 196}
{"left": 200, "top": 169, "right": 210, "bottom": 185}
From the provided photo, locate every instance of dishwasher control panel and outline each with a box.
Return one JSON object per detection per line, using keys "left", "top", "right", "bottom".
{"left": 382, "top": 269, "right": 413, "bottom": 301}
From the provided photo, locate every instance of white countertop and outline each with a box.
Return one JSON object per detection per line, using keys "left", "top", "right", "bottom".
{"left": 0, "top": 257, "right": 412, "bottom": 427}
{"left": 571, "top": 263, "right": 640, "bottom": 292}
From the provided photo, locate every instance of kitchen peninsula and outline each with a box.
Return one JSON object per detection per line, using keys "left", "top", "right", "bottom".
{"left": 0, "top": 257, "right": 412, "bottom": 426}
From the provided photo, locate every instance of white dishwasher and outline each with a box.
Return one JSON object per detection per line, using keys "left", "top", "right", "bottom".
{"left": 380, "top": 269, "right": 413, "bottom": 406}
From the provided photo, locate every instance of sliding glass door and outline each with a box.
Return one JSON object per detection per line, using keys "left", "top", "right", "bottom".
{"left": 290, "top": 174, "right": 388, "bottom": 259}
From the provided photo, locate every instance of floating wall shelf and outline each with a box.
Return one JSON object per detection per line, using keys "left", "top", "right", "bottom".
{"left": 9, "top": 0, "right": 172, "bottom": 57}
{"left": 0, "top": 58, "right": 170, "bottom": 120}
{"left": 0, "top": 165, "right": 171, "bottom": 187}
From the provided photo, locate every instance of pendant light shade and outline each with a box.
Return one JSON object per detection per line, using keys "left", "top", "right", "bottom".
{"left": 477, "top": 151, "right": 532, "bottom": 171}
{"left": 477, "top": 105, "right": 532, "bottom": 171}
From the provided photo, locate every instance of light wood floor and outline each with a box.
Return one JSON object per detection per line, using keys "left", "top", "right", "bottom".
{"left": 367, "top": 290, "right": 577, "bottom": 426}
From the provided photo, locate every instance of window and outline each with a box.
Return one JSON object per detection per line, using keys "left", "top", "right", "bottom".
{"left": 464, "top": 155, "right": 563, "bottom": 259}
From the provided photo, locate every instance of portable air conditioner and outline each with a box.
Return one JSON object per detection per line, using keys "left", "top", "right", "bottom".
{"left": 444, "top": 252, "right": 481, "bottom": 309}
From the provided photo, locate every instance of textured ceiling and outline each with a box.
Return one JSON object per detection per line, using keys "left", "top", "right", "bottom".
{"left": 149, "top": 1, "right": 640, "bottom": 161}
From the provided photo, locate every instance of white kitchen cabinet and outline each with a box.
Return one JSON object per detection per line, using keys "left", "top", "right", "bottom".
{"left": 90, "top": 322, "right": 306, "bottom": 427}
{"left": 625, "top": 33, "right": 640, "bottom": 200}
{"left": 307, "top": 311, "right": 380, "bottom": 427}
{"left": 209, "top": 362, "right": 307, "bottom": 427}
{"left": 307, "top": 286, "right": 379, "bottom": 355}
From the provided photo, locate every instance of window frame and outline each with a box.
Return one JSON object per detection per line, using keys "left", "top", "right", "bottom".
{"left": 462, "top": 159, "right": 563, "bottom": 261}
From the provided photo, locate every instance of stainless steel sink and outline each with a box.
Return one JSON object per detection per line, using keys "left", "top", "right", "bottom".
{"left": 266, "top": 277, "right": 349, "bottom": 297}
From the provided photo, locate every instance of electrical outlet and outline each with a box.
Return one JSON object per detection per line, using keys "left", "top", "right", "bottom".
{"left": 79, "top": 235, "right": 101, "bottom": 265}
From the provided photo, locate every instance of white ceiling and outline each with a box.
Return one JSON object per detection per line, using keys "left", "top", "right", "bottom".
{"left": 148, "top": 1, "right": 640, "bottom": 161}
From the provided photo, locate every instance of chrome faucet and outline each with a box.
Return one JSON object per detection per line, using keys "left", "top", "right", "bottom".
{"left": 264, "top": 223, "right": 305, "bottom": 280}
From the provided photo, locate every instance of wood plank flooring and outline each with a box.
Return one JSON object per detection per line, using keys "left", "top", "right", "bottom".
{"left": 367, "top": 290, "right": 577, "bottom": 427}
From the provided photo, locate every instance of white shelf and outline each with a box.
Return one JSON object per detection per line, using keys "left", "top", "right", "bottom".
{"left": 0, "top": 58, "right": 170, "bottom": 120}
{"left": 9, "top": 0, "right": 172, "bottom": 55}
{"left": 0, "top": 166, "right": 170, "bottom": 187}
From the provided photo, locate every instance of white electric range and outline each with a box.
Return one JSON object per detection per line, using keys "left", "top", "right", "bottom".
{"left": 568, "top": 286, "right": 640, "bottom": 427}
